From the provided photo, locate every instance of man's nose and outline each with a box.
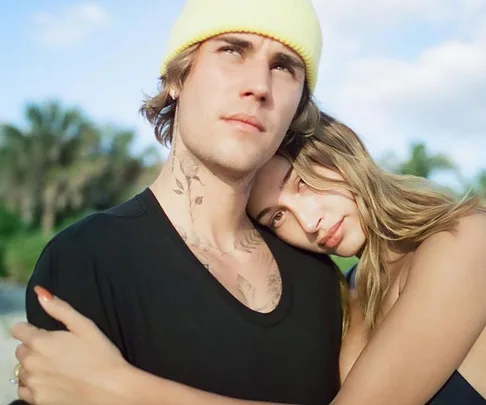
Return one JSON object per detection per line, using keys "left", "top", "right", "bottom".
{"left": 239, "top": 60, "right": 271, "bottom": 103}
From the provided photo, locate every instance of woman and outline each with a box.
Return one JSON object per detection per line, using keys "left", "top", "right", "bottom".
{"left": 11, "top": 112, "right": 486, "bottom": 404}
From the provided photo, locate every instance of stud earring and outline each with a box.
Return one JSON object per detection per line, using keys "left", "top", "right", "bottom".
{"left": 169, "top": 89, "right": 178, "bottom": 100}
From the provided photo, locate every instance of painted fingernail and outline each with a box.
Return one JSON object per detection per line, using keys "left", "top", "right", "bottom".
{"left": 34, "top": 286, "right": 54, "bottom": 302}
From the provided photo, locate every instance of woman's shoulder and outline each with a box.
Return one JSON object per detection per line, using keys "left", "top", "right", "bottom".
{"left": 454, "top": 210, "right": 486, "bottom": 236}
{"left": 416, "top": 211, "right": 485, "bottom": 257}
{"left": 407, "top": 211, "right": 485, "bottom": 287}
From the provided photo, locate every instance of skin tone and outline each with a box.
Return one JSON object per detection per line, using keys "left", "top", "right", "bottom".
{"left": 248, "top": 157, "right": 486, "bottom": 397}
{"left": 150, "top": 32, "right": 306, "bottom": 313}
{"left": 246, "top": 155, "right": 366, "bottom": 257}
{"left": 11, "top": 156, "right": 486, "bottom": 404}
{"left": 13, "top": 153, "right": 486, "bottom": 405}
{"left": 10, "top": 32, "right": 311, "bottom": 404}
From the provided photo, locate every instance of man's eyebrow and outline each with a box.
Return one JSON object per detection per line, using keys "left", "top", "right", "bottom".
{"left": 213, "top": 35, "right": 254, "bottom": 50}
{"left": 255, "top": 166, "right": 294, "bottom": 223}
{"left": 274, "top": 52, "right": 306, "bottom": 72}
{"left": 214, "top": 36, "right": 305, "bottom": 72}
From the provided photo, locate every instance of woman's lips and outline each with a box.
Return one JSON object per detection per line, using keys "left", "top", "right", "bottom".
{"left": 318, "top": 218, "right": 345, "bottom": 248}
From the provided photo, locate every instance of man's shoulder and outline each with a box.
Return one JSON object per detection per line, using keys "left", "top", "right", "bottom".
{"left": 59, "top": 192, "right": 147, "bottom": 238}
{"left": 30, "top": 192, "right": 158, "bottom": 285}
{"left": 257, "top": 224, "right": 336, "bottom": 271}
{"left": 45, "top": 191, "right": 152, "bottom": 256}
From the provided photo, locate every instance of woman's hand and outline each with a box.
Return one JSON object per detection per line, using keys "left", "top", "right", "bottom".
{"left": 11, "top": 286, "right": 133, "bottom": 405}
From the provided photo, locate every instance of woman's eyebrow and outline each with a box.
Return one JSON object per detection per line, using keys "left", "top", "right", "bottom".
{"left": 279, "top": 166, "right": 294, "bottom": 190}
{"left": 255, "top": 207, "right": 273, "bottom": 223}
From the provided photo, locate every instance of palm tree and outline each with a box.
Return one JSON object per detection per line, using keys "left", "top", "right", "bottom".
{"left": 1, "top": 100, "right": 160, "bottom": 235}
{"left": 0, "top": 101, "right": 105, "bottom": 234}
{"left": 397, "top": 143, "right": 457, "bottom": 179}
{"left": 84, "top": 126, "right": 159, "bottom": 211}
{"left": 0, "top": 123, "right": 36, "bottom": 225}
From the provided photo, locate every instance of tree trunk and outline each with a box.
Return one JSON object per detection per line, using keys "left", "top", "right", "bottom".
{"left": 19, "top": 189, "right": 35, "bottom": 226}
{"left": 41, "top": 185, "right": 57, "bottom": 236}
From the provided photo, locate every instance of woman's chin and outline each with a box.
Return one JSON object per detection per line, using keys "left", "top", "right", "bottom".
{"left": 332, "top": 243, "right": 362, "bottom": 258}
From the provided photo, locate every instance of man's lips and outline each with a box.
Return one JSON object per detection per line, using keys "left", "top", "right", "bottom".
{"left": 318, "top": 218, "right": 344, "bottom": 246}
{"left": 223, "top": 113, "right": 266, "bottom": 132}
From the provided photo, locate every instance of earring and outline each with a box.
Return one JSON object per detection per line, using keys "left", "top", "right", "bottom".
{"left": 169, "top": 89, "right": 178, "bottom": 100}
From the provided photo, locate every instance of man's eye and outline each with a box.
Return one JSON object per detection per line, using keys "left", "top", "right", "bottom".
{"left": 219, "top": 46, "right": 242, "bottom": 56}
{"left": 273, "top": 63, "right": 294, "bottom": 75}
{"left": 271, "top": 211, "right": 285, "bottom": 228}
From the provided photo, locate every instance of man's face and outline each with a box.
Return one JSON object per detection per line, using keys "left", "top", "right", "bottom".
{"left": 175, "top": 33, "right": 306, "bottom": 178}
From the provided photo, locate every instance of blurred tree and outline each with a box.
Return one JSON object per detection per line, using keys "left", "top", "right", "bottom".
{"left": 0, "top": 205, "right": 23, "bottom": 278}
{"left": 396, "top": 143, "right": 457, "bottom": 179}
{"left": 84, "top": 126, "right": 159, "bottom": 211}
{"left": 0, "top": 101, "right": 160, "bottom": 236}
{"left": 474, "top": 169, "right": 486, "bottom": 198}
{"left": 0, "top": 101, "right": 104, "bottom": 234}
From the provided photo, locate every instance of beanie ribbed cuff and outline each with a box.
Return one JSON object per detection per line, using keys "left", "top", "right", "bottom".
{"left": 160, "top": 0, "right": 322, "bottom": 91}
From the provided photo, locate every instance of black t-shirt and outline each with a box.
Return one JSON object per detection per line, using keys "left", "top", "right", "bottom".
{"left": 18, "top": 188, "right": 342, "bottom": 405}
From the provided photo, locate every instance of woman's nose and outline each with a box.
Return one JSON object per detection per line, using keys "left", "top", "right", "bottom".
{"left": 295, "top": 209, "right": 321, "bottom": 234}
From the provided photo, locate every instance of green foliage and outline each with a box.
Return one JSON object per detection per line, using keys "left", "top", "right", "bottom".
{"left": 332, "top": 255, "right": 359, "bottom": 272}
{"left": 0, "top": 100, "right": 158, "bottom": 236}
{"left": 475, "top": 170, "right": 486, "bottom": 198}
{"left": 0, "top": 206, "right": 24, "bottom": 278}
{"left": 396, "top": 143, "right": 457, "bottom": 179}
{"left": 0, "top": 205, "right": 23, "bottom": 235}
{"left": 1, "top": 210, "right": 93, "bottom": 283}
{"left": 3, "top": 231, "right": 52, "bottom": 284}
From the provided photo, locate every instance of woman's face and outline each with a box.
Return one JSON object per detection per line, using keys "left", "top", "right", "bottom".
{"left": 247, "top": 155, "right": 366, "bottom": 256}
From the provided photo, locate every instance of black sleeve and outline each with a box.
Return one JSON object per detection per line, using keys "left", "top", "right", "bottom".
{"left": 25, "top": 236, "right": 122, "bottom": 341}
{"left": 9, "top": 235, "right": 126, "bottom": 405}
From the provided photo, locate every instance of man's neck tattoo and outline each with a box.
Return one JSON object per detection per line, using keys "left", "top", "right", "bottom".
{"left": 175, "top": 224, "right": 264, "bottom": 257}
{"left": 172, "top": 152, "right": 205, "bottom": 223}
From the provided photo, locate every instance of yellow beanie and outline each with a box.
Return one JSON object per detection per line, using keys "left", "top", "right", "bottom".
{"left": 160, "top": 0, "right": 322, "bottom": 91}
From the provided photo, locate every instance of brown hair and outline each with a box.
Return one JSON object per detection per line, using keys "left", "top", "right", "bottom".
{"left": 140, "top": 43, "right": 321, "bottom": 147}
{"left": 282, "top": 111, "right": 486, "bottom": 336}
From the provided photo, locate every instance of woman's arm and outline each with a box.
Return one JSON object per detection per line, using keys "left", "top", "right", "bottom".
{"left": 331, "top": 213, "right": 486, "bottom": 405}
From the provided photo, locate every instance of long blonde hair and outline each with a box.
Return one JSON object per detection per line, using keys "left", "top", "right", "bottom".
{"left": 282, "top": 111, "right": 486, "bottom": 336}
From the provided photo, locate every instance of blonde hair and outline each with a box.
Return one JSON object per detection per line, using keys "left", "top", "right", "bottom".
{"left": 140, "top": 43, "right": 321, "bottom": 147}
{"left": 282, "top": 111, "right": 486, "bottom": 336}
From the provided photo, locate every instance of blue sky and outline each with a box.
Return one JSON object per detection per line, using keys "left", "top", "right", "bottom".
{"left": 1, "top": 1, "right": 485, "bottom": 186}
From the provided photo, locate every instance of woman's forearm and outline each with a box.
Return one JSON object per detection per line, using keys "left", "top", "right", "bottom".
{"left": 116, "top": 364, "right": 289, "bottom": 405}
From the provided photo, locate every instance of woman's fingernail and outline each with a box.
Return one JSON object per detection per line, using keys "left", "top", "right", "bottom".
{"left": 34, "top": 286, "right": 54, "bottom": 302}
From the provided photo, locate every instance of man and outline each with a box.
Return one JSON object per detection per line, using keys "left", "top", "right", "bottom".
{"left": 12, "top": 0, "right": 342, "bottom": 404}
